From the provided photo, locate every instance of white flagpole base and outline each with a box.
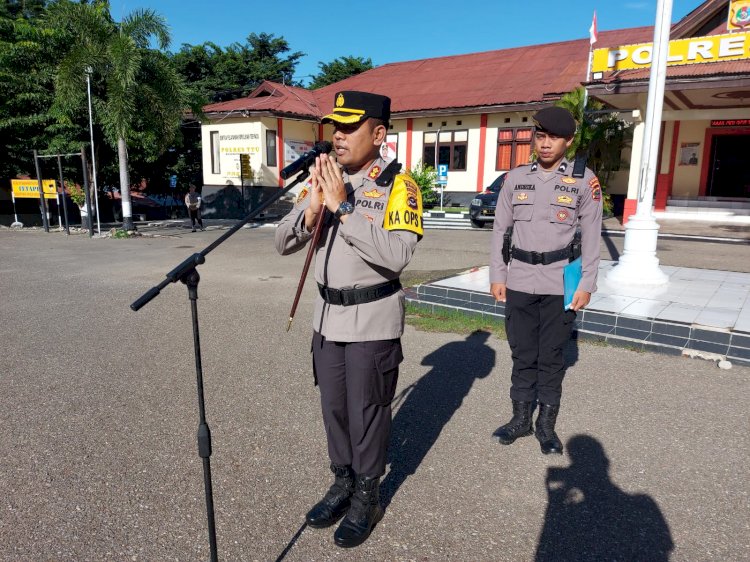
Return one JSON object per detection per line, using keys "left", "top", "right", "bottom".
{"left": 607, "top": 213, "right": 669, "bottom": 286}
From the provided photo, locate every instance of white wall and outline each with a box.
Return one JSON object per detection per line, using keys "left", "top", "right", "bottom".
{"left": 672, "top": 119, "right": 709, "bottom": 197}
{"left": 201, "top": 119, "right": 262, "bottom": 187}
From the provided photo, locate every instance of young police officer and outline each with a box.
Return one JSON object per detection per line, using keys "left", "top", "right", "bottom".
{"left": 489, "top": 106, "right": 602, "bottom": 455}
{"left": 275, "top": 91, "right": 423, "bottom": 547}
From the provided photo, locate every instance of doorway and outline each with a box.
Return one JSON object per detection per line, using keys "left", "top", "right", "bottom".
{"left": 706, "top": 133, "right": 750, "bottom": 198}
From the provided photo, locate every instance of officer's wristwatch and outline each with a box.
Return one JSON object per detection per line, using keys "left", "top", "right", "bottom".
{"left": 334, "top": 200, "right": 354, "bottom": 218}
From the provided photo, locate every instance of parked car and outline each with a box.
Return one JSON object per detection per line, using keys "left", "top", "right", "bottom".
{"left": 469, "top": 173, "right": 506, "bottom": 228}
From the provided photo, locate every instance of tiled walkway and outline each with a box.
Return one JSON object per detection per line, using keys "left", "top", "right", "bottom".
{"left": 407, "top": 261, "right": 750, "bottom": 365}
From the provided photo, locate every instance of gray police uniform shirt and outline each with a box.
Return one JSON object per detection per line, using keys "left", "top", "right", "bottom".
{"left": 275, "top": 157, "right": 419, "bottom": 342}
{"left": 489, "top": 159, "right": 602, "bottom": 295}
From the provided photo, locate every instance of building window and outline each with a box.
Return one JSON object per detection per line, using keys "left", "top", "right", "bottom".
{"left": 266, "top": 129, "right": 277, "bottom": 167}
{"left": 422, "top": 130, "right": 468, "bottom": 171}
{"left": 496, "top": 128, "right": 532, "bottom": 170}
{"left": 210, "top": 131, "right": 220, "bottom": 174}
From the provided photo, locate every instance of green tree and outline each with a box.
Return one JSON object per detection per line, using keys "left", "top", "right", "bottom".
{"left": 308, "top": 56, "right": 373, "bottom": 89}
{"left": 48, "top": 0, "right": 191, "bottom": 230}
{"left": 0, "top": 0, "right": 82, "bottom": 182}
{"left": 556, "top": 87, "right": 633, "bottom": 215}
{"left": 172, "top": 33, "right": 304, "bottom": 103}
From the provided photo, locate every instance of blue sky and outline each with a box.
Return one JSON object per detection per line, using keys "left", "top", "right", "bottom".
{"left": 129, "top": 1, "right": 700, "bottom": 84}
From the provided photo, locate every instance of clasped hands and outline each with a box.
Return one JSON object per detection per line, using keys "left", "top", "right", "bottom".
{"left": 304, "top": 153, "right": 348, "bottom": 231}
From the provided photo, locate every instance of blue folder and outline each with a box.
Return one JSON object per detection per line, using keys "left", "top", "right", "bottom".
{"left": 563, "top": 257, "right": 582, "bottom": 310}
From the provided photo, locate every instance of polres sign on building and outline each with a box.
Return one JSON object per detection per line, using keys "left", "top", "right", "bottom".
{"left": 591, "top": 30, "right": 750, "bottom": 75}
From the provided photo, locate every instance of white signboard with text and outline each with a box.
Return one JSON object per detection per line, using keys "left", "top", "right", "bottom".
{"left": 219, "top": 132, "right": 261, "bottom": 179}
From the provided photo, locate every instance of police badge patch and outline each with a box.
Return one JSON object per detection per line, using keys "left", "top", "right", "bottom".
{"left": 363, "top": 188, "right": 384, "bottom": 198}
{"left": 295, "top": 186, "right": 309, "bottom": 204}
{"left": 589, "top": 176, "right": 602, "bottom": 201}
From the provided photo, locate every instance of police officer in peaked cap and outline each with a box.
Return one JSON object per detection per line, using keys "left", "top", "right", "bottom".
{"left": 489, "top": 105, "right": 603, "bottom": 455}
{"left": 275, "top": 91, "right": 423, "bottom": 547}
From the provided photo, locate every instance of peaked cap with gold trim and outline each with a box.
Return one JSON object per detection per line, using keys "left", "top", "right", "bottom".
{"left": 322, "top": 91, "right": 391, "bottom": 125}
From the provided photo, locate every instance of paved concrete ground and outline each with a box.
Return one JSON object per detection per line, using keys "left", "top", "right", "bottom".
{"left": 1, "top": 228, "right": 748, "bottom": 561}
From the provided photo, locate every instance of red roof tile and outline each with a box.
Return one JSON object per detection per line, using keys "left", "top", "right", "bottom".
{"left": 203, "top": 28, "right": 654, "bottom": 119}
{"left": 203, "top": 82, "right": 321, "bottom": 118}
{"left": 312, "top": 28, "right": 653, "bottom": 115}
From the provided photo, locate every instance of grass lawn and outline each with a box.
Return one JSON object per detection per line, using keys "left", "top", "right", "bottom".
{"left": 405, "top": 302, "right": 506, "bottom": 339}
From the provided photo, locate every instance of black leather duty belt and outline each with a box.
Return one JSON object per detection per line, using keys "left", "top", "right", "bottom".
{"left": 318, "top": 279, "right": 402, "bottom": 306}
{"left": 511, "top": 246, "right": 578, "bottom": 266}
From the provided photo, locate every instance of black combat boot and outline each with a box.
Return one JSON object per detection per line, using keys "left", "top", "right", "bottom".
{"left": 305, "top": 463, "right": 355, "bottom": 528}
{"left": 535, "top": 403, "right": 564, "bottom": 455}
{"left": 333, "top": 474, "right": 383, "bottom": 548}
{"left": 492, "top": 400, "right": 533, "bottom": 444}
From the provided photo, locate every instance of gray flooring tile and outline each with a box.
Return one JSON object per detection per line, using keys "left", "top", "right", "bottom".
{"left": 620, "top": 298, "right": 671, "bottom": 319}
{"left": 655, "top": 303, "right": 704, "bottom": 324}
{"left": 693, "top": 307, "right": 740, "bottom": 330}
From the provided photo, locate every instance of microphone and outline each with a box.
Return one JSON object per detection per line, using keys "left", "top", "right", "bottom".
{"left": 280, "top": 141, "right": 333, "bottom": 180}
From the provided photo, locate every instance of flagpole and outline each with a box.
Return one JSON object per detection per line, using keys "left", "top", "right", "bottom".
{"left": 607, "top": 0, "right": 672, "bottom": 286}
{"left": 584, "top": 11, "right": 597, "bottom": 111}
{"left": 584, "top": 45, "right": 593, "bottom": 109}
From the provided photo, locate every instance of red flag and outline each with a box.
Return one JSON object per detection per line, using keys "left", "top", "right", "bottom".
{"left": 589, "top": 11, "right": 598, "bottom": 45}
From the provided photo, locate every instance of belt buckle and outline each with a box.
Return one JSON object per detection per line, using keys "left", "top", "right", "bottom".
{"left": 328, "top": 287, "right": 343, "bottom": 306}
{"left": 340, "top": 290, "right": 354, "bottom": 306}
{"left": 530, "top": 251, "right": 543, "bottom": 265}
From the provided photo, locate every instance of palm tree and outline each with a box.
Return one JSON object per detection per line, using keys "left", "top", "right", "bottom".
{"left": 556, "top": 86, "right": 633, "bottom": 190}
{"left": 49, "top": 0, "right": 189, "bottom": 231}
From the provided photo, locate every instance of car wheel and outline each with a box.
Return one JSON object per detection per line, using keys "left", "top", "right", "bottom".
{"left": 471, "top": 219, "right": 485, "bottom": 228}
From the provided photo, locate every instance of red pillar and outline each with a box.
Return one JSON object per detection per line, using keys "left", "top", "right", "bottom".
{"left": 477, "top": 114, "right": 488, "bottom": 192}
{"left": 406, "top": 118, "right": 413, "bottom": 170}
{"left": 622, "top": 198, "right": 638, "bottom": 224}
{"left": 277, "top": 118, "right": 284, "bottom": 187}
{"left": 654, "top": 121, "right": 679, "bottom": 211}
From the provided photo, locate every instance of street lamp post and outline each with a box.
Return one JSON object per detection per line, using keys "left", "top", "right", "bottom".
{"left": 85, "top": 66, "right": 101, "bottom": 235}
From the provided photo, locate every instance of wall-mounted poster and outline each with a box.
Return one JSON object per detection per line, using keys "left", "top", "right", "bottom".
{"left": 380, "top": 134, "right": 398, "bottom": 161}
{"left": 679, "top": 142, "right": 700, "bottom": 166}
{"left": 284, "top": 139, "right": 315, "bottom": 167}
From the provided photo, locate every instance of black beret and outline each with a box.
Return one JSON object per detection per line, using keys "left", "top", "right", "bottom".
{"left": 322, "top": 91, "right": 391, "bottom": 125}
{"left": 533, "top": 106, "right": 577, "bottom": 138}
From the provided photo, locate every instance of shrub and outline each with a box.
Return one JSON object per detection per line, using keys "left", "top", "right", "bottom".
{"left": 407, "top": 161, "right": 439, "bottom": 207}
{"left": 67, "top": 181, "right": 86, "bottom": 207}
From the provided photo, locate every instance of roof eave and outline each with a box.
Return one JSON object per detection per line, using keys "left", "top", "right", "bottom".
{"left": 393, "top": 100, "right": 562, "bottom": 119}
{"left": 201, "top": 109, "right": 318, "bottom": 122}
{"left": 587, "top": 74, "right": 750, "bottom": 95}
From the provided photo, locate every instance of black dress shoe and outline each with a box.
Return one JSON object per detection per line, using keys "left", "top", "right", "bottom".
{"left": 334, "top": 475, "right": 383, "bottom": 548}
{"left": 305, "top": 464, "right": 354, "bottom": 528}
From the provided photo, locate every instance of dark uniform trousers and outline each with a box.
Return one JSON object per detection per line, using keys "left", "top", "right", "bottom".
{"left": 312, "top": 332, "right": 402, "bottom": 479}
{"left": 505, "top": 288, "right": 576, "bottom": 406}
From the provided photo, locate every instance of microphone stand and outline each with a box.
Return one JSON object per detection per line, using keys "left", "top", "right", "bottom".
{"left": 130, "top": 168, "right": 311, "bottom": 562}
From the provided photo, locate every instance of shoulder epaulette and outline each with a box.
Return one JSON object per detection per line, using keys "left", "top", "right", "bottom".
{"left": 376, "top": 160, "right": 402, "bottom": 186}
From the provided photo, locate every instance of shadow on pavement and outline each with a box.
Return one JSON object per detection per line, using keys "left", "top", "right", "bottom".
{"left": 274, "top": 522, "right": 307, "bottom": 562}
{"left": 601, "top": 232, "right": 621, "bottom": 261}
{"left": 535, "top": 434, "right": 674, "bottom": 562}
{"left": 381, "top": 330, "right": 495, "bottom": 509}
